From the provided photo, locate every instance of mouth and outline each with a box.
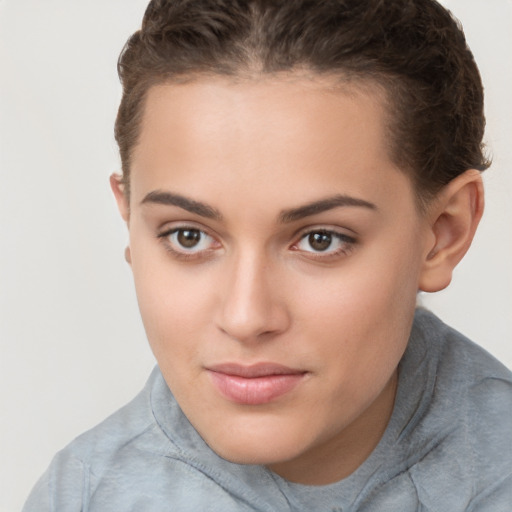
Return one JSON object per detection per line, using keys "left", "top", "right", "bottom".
{"left": 205, "top": 363, "right": 308, "bottom": 405}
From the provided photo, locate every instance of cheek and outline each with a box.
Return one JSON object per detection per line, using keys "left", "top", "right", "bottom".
{"left": 296, "top": 247, "right": 419, "bottom": 329}
{"left": 129, "top": 243, "right": 217, "bottom": 360}
{"left": 293, "top": 240, "right": 421, "bottom": 381}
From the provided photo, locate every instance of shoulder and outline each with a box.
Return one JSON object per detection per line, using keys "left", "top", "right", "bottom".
{"left": 404, "top": 309, "right": 512, "bottom": 444}
{"left": 23, "top": 368, "right": 173, "bottom": 511}
{"left": 63, "top": 367, "right": 164, "bottom": 465}
{"left": 402, "top": 309, "right": 512, "bottom": 508}
{"left": 412, "top": 307, "right": 512, "bottom": 396}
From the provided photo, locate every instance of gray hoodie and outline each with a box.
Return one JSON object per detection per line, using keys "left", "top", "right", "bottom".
{"left": 23, "top": 310, "right": 512, "bottom": 511}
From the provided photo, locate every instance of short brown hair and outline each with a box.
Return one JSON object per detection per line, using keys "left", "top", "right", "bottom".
{"left": 115, "top": 0, "right": 490, "bottom": 205}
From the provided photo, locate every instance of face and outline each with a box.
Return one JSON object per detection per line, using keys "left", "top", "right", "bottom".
{"left": 117, "top": 76, "right": 434, "bottom": 484}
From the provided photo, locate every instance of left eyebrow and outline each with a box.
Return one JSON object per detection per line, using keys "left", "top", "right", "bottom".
{"left": 141, "top": 190, "right": 222, "bottom": 220}
{"left": 279, "top": 194, "right": 377, "bottom": 223}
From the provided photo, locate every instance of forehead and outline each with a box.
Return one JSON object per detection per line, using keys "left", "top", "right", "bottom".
{"left": 130, "top": 75, "right": 413, "bottom": 214}
{"left": 137, "top": 75, "right": 389, "bottom": 155}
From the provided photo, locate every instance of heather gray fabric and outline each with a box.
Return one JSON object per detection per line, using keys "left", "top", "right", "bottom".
{"left": 23, "top": 309, "right": 512, "bottom": 511}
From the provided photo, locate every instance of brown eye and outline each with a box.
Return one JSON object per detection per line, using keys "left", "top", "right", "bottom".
{"left": 308, "top": 232, "right": 332, "bottom": 251}
{"left": 177, "top": 229, "right": 202, "bottom": 248}
{"left": 294, "top": 229, "right": 356, "bottom": 257}
{"left": 160, "top": 227, "right": 217, "bottom": 255}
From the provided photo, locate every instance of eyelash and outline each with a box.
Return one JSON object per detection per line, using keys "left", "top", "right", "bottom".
{"left": 157, "top": 226, "right": 357, "bottom": 262}
{"left": 157, "top": 226, "right": 220, "bottom": 261}
{"left": 291, "top": 229, "right": 357, "bottom": 260}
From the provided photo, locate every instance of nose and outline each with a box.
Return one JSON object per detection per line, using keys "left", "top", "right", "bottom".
{"left": 215, "top": 250, "right": 290, "bottom": 344}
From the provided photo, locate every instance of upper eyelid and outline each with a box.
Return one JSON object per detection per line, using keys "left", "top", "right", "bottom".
{"left": 293, "top": 225, "right": 357, "bottom": 241}
{"left": 158, "top": 222, "right": 214, "bottom": 237}
{"left": 292, "top": 229, "right": 357, "bottom": 260}
{"left": 294, "top": 231, "right": 356, "bottom": 248}
{"left": 291, "top": 226, "right": 357, "bottom": 251}
{"left": 156, "top": 223, "right": 357, "bottom": 248}
{"left": 157, "top": 225, "right": 216, "bottom": 248}
{"left": 157, "top": 227, "right": 220, "bottom": 260}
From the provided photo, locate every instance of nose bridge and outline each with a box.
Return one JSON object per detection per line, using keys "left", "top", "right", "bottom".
{"left": 216, "top": 246, "right": 288, "bottom": 342}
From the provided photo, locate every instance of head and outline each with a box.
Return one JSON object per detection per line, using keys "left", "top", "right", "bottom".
{"left": 115, "top": 0, "right": 489, "bottom": 206}
{"left": 111, "top": 0, "right": 486, "bottom": 484}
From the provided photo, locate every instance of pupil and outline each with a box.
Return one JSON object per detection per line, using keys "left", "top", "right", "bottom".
{"left": 309, "top": 232, "right": 332, "bottom": 251}
{"left": 177, "top": 229, "right": 201, "bottom": 248}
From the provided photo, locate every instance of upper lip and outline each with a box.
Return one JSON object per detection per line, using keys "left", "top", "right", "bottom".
{"left": 206, "top": 362, "right": 306, "bottom": 378}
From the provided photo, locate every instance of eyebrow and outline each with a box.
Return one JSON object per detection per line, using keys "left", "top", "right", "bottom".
{"left": 279, "top": 194, "right": 377, "bottom": 223}
{"left": 141, "top": 190, "right": 222, "bottom": 220}
{"left": 141, "top": 190, "right": 376, "bottom": 223}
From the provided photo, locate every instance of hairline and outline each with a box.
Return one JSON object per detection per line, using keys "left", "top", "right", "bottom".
{"left": 120, "top": 68, "right": 432, "bottom": 215}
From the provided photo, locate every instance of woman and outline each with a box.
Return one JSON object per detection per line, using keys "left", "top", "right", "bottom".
{"left": 23, "top": 0, "right": 512, "bottom": 509}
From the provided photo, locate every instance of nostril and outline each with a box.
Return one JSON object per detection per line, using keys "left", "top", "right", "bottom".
{"left": 216, "top": 304, "right": 290, "bottom": 343}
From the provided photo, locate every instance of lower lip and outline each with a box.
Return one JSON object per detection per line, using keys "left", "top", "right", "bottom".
{"left": 207, "top": 371, "right": 306, "bottom": 405}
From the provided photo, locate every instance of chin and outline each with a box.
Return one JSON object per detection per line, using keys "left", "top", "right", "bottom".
{"left": 199, "top": 418, "right": 310, "bottom": 466}
{"left": 212, "top": 440, "right": 297, "bottom": 466}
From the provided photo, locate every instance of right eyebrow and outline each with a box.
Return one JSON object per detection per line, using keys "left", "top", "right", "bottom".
{"left": 279, "top": 194, "right": 377, "bottom": 223}
{"left": 140, "top": 190, "right": 223, "bottom": 220}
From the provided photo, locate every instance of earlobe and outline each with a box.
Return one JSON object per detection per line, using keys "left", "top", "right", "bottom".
{"left": 125, "top": 246, "right": 132, "bottom": 265}
{"left": 419, "top": 169, "right": 484, "bottom": 293}
{"left": 110, "top": 173, "right": 130, "bottom": 223}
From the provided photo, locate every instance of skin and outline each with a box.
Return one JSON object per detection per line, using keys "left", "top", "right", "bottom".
{"left": 111, "top": 75, "right": 483, "bottom": 485}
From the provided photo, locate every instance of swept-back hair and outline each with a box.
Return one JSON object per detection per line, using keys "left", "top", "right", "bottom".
{"left": 115, "top": 0, "right": 490, "bottom": 204}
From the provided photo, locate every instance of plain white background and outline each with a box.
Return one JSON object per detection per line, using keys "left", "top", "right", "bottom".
{"left": 0, "top": 1, "right": 511, "bottom": 510}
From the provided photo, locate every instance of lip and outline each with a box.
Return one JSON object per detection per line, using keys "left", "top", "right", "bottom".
{"left": 206, "top": 363, "right": 307, "bottom": 405}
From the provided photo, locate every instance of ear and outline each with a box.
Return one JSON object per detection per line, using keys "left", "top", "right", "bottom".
{"left": 124, "top": 246, "right": 132, "bottom": 265}
{"left": 419, "top": 169, "right": 484, "bottom": 293}
{"left": 110, "top": 173, "right": 130, "bottom": 224}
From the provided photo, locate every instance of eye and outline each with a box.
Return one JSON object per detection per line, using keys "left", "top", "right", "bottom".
{"left": 293, "top": 229, "right": 356, "bottom": 257}
{"left": 158, "top": 226, "right": 219, "bottom": 257}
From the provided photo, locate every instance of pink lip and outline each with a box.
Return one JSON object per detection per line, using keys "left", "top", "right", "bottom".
{"left": 206, "top": 363, "right": 307, "bottom": 405}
